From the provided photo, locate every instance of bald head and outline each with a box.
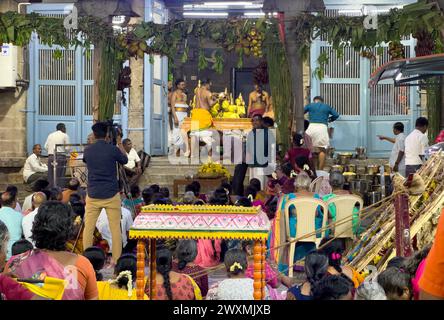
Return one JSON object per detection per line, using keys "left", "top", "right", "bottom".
{"left": 32, "top": 192, "right": 47, "bottom": 208}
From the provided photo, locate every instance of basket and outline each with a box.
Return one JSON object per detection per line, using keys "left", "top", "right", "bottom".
{"left": 197, "top": 172, "right": 223, "bottom": 179}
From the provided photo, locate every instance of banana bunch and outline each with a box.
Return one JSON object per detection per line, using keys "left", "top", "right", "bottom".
{"left": 70, "top": 150, "right": 78, "bottom": 160}
{"left": 210, "top": 102, "right": 221, "bottom": 117}
{"left": 117, "top": 34, "right": 148, "bottom": 59}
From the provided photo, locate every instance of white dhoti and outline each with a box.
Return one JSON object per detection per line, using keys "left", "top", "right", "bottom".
{"left": 189, "top": 129, "right": 213, "bottom": 146}
{"left": 169, "top": 103, "right": 188, "bottom": 148}
{"left": 306, "top": 123, "right": 330, "bottom": 149}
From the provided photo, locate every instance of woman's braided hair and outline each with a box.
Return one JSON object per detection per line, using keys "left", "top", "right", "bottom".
{"left": 156, "top": 249, "right": 173, "bottom": 300}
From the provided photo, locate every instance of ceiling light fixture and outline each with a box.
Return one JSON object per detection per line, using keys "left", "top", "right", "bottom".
{"left": 183, "top": 12, "right": 229, "bottom": 17}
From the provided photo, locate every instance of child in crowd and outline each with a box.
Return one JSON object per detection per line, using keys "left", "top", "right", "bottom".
{"left": 312, "top": 274, "right": 355, "bottom": 300}
{"left": 286, "top": 252, "right": 329, "bottom": 300}
{"left": 83, "top": 246, "right": 107, "bottom": 281}
{"left": 318, "top": 237, "right": 364, "bottom": 288}
{"left": 249, "top": 178, "right": 267, "bottom": 202}
{"left": 377, "top": 267, "right": 412, "bottom": 300}
{"left": 11, "top": 239, "right": 33, "bottom": 256}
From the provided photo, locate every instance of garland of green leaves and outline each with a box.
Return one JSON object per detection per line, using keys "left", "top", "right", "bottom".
{"left": 1, "top": 0, "right": 443, "bottom": 133}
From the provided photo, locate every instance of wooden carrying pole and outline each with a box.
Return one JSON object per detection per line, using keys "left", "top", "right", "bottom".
{"left": 136, "top": 240, "right": 145, "bottom": 300}
{"left": 394, "top": 193, "right": 412, "bottom": 257}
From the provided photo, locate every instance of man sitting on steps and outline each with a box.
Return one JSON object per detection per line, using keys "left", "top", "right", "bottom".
{"left": 23, "top": 144, "right": 48, "bottom": 190}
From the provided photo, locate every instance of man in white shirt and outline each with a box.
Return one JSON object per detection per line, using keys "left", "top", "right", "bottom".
{"left": 378, "top": 122, "right": 406, "bottom": 177}
{"left": 23, "top": 144, "right": 48, "bottom": 187}
{"left": 22, "top": 192, "right": 47, "bottom": 246}
{"left": 45, "top": 123, "right": 70, "bottom": 188}
{"left": 122, "top": 138, "right": 143, "bottom": 185}
{"left": 96, "top": 206, "right": 133, "bottom": 250}
{"left": 405, "top": 117, "right": 429, "bottom": 177}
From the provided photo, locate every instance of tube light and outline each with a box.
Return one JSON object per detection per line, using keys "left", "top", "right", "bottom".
{"left": 183, "top": 12, "right": 229, "bottom": 17}
{"left": 203, "top": 2, "right": 255, "bottom": 6}
{"left": 244, "top": 12, "right": 265, "bottom": 16}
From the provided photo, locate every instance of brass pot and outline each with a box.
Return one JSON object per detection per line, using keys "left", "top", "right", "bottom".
{"left": 331, "top": 165, "right": 344, "bottom": 173}
{"left": 356, "top": 166, "right": 367, "bottom": 175}
{"left": 338, "top": 153, "right": 353, "bottom": 165}
{"left": 327, "top": 147, "right": 336, "bottom": 158}
{"left": 355, "top": 147, "right": 367, "bottom": 159}
{"left": 345, "top": 164, "right": 357, "bottom": 173}
{"left": 367, "top": 165, "right": 380, "bottom": 175}
{"left": 343, "top": 172, "right": 357, "bottom": 183}
{"left": 383, "top": 164, "right": 391, "bottom": 174}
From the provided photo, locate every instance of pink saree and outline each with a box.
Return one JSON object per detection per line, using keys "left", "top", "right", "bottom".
{"left": 6, "top": 249, "right": 85, "bottom": 300}
{"left": 194, "top": 240, "right": 222, "bottom": 268}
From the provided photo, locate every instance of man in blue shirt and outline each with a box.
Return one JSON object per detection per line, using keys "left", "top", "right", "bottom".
{"left": 83, "top": 122, "right": 128, "bottom": 264}
{"left": 0, "top": 191, "right": 23, "bottom": 260}
{"left": 304, "top": 96, "right": 340, "bottom": 170}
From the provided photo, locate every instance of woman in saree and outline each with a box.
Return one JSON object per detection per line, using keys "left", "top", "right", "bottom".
{"left": 5, "top": 201, "right": 98, "bottom": 300}
{"left": 97, "top": 254, "right": 148, "bottom": 300}
{"left": 194, "top": 189, "right": 226, "bottom": 268}
{"left": 154, "top": 248, "right": 202, "bottom": 300}
{"left": 0, "top": 220, "right": 40, "bottom": 300}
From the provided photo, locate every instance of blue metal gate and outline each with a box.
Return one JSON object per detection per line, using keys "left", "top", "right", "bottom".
{"left": 26, "top": 3, "right": 121, "bottom": 154}
{"left": 310, "top": 5, "right": 420, "bottom": 157}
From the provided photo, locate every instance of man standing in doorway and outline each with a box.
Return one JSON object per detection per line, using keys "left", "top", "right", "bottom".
{"left": 23, "top": 144, "right": 48, "bottom": 188}
{"left": 248, "top": 84, "right": 270, "bottom": 118}
{"left": 83, "top": 122, "right": 128, "bottom": 264}
{"left": 45, "top": 123, "right": 70, "bottom": 187}
{"left": 378, "top": 122, "right": 406, "bottom": 176}
{"left": 405, "top": 117, "right": 429, "bottom": 177}
{"left": 170, "top": 79, "right": 189, "bottom": 155}
{"left": 304, "top": 96, "right": 340, "bottom": 170}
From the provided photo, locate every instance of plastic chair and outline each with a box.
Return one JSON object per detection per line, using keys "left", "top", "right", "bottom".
{"left": 309, "top": 176, "right": 324, "bottom": 193}
{"left": 284, "top": 197, "right": 328, "bottom": 277}
{"left": 326, "top": 194, "right": 364, "bottom": 239}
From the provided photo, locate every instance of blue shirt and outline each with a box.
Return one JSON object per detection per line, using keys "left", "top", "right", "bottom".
{"left": 0, "top": 206, "right": 23, "bottom": 259}
{"left": 304, "top": 102, "right": 340, "bottom": 125}
{"left": 83, "top": 140, "right": 128, "bottom": 199}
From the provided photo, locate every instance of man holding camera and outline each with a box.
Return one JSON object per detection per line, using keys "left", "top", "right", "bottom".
{"left": 82, "top": 122, "right": 128, "bottom": 263}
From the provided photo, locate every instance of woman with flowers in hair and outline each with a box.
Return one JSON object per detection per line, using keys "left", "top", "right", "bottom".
{"left": 97, "top": 254, "right": 148, "bottom": 300}
{"left": 284, "top": 133, "right": 316, "bottom": 175}
{"left": 206, "top": 249, "right": 269, "bottom": 300}
{"left": 318, "top": 236, "right": 364, "bottom": 288}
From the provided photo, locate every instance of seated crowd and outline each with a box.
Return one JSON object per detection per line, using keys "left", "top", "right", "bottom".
{"left": 0, "top": 128, "right": 441, "bottom": 300}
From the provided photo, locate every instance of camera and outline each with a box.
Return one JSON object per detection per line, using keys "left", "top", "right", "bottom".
{"left": 104, "top": 119, "right": 123, "bottom": 146}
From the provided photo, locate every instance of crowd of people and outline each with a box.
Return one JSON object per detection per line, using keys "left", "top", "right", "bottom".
{"left": 1, "top": 95, "right": 444, "bottom": 301}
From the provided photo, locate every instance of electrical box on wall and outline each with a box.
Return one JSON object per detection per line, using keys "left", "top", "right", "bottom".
{"left": 0, "top": 43, "right": 18, "bottom": 88}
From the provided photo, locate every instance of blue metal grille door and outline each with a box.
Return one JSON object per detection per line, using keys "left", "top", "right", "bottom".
{"left": 310, "top": 7, "right": 419, "bottom": 157}
{"left": 26, "top": 4, "right": 121, "bottom": 154}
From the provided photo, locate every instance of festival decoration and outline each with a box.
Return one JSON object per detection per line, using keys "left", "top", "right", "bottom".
{"left": 197, "top": 161, "right": 230, "bottom": 179}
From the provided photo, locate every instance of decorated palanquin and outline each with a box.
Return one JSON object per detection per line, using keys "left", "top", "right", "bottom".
{"left": 129, "top": 205, "right": 271, "bottom": 300}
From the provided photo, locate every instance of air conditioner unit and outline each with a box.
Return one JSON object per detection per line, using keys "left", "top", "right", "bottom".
{"left": 0, "top": 43, "right": 18, "bottom": 88}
